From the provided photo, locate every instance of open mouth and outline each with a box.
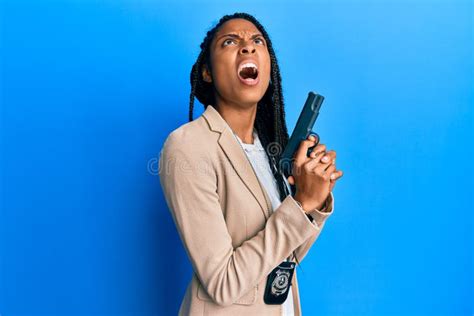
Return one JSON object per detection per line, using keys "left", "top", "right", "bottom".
{"left": 237, "top": 62, "right": 259, "bottom": 86}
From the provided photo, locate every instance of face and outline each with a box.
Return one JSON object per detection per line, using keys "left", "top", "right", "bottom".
{"left": 202, "top": 18, "right": 271, "bottom": 109}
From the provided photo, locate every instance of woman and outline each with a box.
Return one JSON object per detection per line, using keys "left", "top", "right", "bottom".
{"left": 159, "top": 12, "right": 343, "bottom": 315}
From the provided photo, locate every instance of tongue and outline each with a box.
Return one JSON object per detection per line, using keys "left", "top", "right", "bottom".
{"left": 239, "top": 67, "right": 257, "bottom": 79}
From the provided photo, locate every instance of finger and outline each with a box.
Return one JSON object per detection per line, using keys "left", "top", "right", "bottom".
{"left": 308, "top": 143, "right": 327, "bottom": 158}
{"left": 309, "top": 133, "right": 320, "bottom": 144}
{"left": 321, "top": 151, "right": 336, "bottom": 171}
{"left": 330, "top": 170, "right": 343, "bottom": 181}
{"left": 306, "top": 133, "right": 320, "bottom": 156}
{"left": 323, "top": 164, "right": 337, "bottom": 178}
{"left": 305, "top": 150, "right": 327, "bottom": 170}
{"left": 306, "top": 148, "right": 333, "bottom": 170}
{"left": 294, "top": 135, "right": 319, "bottom": 164}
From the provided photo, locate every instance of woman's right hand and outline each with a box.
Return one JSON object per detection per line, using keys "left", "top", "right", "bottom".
{"left": 287, "top": 134, "right": 343, "bottom": 212}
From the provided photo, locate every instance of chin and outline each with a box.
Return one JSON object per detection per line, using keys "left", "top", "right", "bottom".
{"left": 234, "top": 92, "right": 265, "bottom": 106}
{"left": 235, "top": 84, "right": 268, "bottom": 104}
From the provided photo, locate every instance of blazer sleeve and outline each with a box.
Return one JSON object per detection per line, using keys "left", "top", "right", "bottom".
{"left": 158, "top": 134, "right": 325, "bottom": 307}
{"left": 290, "top": 192, "right": 335, "bottom": 263}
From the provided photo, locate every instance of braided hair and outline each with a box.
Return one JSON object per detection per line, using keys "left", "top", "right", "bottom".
{"left": 189, "top": 12, "right": 302, "bottom": 267}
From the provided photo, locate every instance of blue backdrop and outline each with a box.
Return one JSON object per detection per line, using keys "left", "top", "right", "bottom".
{"left": 1, "top": 0, "right": 472, "bottom": 315}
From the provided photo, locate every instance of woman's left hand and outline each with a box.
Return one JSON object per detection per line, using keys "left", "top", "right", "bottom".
{"left": 288, "top": 149, "right": 344, "bottom": 192}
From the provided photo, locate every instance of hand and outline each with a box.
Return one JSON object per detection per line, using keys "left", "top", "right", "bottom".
{"left": 287, "top": 134, "right": 343, "bottom": 212}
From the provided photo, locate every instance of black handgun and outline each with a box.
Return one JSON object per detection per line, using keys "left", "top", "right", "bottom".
{"left": 279, "top": 91, "right": 325, "bottom": 179}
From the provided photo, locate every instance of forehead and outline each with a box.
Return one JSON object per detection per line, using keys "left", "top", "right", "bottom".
{"left": 215, "top": 18, "right": 260, "bottom": 38}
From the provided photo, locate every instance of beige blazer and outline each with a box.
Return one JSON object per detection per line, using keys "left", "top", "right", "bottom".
{"left": 158, "top": 104, "right": 334, "bottom": 315}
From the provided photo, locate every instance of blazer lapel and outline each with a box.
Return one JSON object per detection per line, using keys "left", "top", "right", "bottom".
{"left": 202, "top": 105, "right": 271, "bottom": 220}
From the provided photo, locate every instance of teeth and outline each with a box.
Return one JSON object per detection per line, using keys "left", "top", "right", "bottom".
{"left": 239, "top": 62, "right": 258, "bottom": 72}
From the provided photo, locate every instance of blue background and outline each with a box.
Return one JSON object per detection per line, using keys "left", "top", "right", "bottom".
{"left": 1, "top": 0, "right": 472, "bottom": 315}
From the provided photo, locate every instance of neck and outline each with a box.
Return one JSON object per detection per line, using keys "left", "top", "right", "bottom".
{"left": 214, "top": 100, "right": 257, "bottom": 144}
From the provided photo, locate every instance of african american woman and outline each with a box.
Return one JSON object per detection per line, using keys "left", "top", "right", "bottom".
{"left": 158, "top": 12, "right": 343, "bottom": 316}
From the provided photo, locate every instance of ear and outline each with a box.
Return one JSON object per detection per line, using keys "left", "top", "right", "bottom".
{"left": 201, "top": 64, "right": 212, "bottom": 83}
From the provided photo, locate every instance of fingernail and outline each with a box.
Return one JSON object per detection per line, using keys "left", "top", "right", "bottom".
{"left": 322, "top": 156, "right": 329, "bottom": 162}
{"left": 330, "top": 173, "right": 336, "bottom": 180}
{"left": 332, "top": 158, "right": 336, "bottom": 164}
{"left": 308, "top": 135, "right": 315, "bottom": 141}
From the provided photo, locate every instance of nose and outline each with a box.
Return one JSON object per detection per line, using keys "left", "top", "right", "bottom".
{"left": 239, "top": 41, "right": 256, "bottom": 55}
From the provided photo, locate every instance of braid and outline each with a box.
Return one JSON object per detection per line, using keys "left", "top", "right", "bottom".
{"left": 189, "top": 50, "right": 207, "bottom": 121}
{"left": 189, "top": 12, "right": 301, "bottom": 269}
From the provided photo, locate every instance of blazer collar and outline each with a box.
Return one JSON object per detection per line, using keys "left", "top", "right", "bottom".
{"left": 202, "top": 105, "right": 272, "bottom": 220}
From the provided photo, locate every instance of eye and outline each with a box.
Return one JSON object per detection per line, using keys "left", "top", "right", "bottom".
{"left": 254, "top": 37, "right": 265, "bottom": 45}
{"left": 223, "top": 39, "right": 236, "bottom": 46}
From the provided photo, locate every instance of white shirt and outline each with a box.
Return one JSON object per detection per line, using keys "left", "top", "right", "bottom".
{"left": 232, "top": 127, "right": 295, "bottom": 316}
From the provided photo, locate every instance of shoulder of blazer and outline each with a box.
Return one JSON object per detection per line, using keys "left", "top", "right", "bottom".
{"left": 160, "top": 104, "right": 272, "bottom": 219}
{"left": 202, "top": 105, "right": 273, "bottom": 219}
{"left": 161, "top": 105, "right": 222, "bottom": 156}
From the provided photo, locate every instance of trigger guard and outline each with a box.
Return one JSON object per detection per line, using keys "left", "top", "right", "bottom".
{"left": 306, "top": 131, "right": 320, "bottom": 157}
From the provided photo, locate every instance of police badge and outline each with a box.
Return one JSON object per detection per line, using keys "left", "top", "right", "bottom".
{"left": 263, "top": 260, "right": 296, "bottom": 304}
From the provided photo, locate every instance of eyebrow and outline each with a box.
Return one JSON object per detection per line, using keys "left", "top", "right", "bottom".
{"left": 217, "top": 33, "right": 264, "bottom": 42}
